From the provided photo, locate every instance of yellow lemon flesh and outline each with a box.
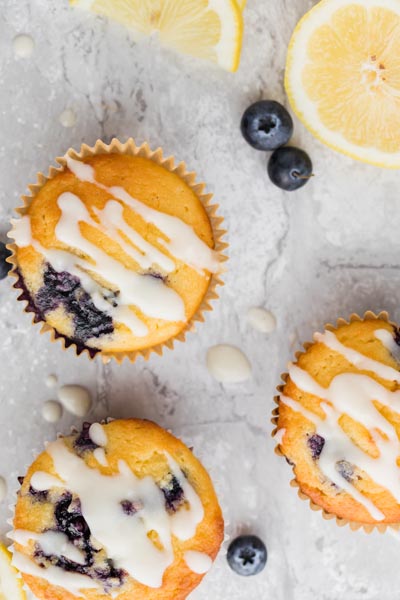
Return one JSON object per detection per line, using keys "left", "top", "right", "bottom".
{"left": 71, "top": 0, "right": 243, "bottom": 71}
{"left": 286, "top": 0, "right": 400, "bottom": 168}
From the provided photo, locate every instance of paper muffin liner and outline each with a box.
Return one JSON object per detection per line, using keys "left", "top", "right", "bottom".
{"left": 271, "top": 310, "right": 400, "bottom": 534}
{"left": 7, "top": 138, "right": 228, "bottom": 364}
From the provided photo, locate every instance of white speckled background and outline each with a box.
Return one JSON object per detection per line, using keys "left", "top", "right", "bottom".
{"left": 1, "top": 1, "right": 400, "bottom": 598}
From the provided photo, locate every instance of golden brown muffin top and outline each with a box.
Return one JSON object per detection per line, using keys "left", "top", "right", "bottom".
{"left": 13, "top": 419, "right": 224, "bottom": 600}
{"left": 275, "top": 318, "right": 400, "bottom": 525}
{"left": 11, "top": 154, "right": 221, "bottom": 355}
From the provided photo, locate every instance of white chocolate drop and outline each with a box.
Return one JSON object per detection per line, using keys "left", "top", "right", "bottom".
{"left": 206, "top": 345, "right": 251, "bottom": 383}
{"left": 89, "top": 423, "right": 107, "bottom": 447}
{"left": 0, "top": 476, "right": 7, "bottom": 502}
{"left": 42, "top": 400, "right": 63, "bottom": 423}
{"left": 57, "top": 385, "right": 91, "bottom": 417}
{"left": 247, "top": 307, "right": 276, "bottom": 334}
{"left": 59, "top": 109, "right": 77, "bottom": 128}
{"left": 13, "top": 34, "right": 34, "bottom": 58}
{"left": 184, "top": 551, "right": 212, "bottom": 574}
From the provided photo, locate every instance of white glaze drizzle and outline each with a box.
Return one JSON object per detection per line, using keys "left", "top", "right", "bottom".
{"left": 12, "top": 551, "right": 101, "bottom": 597}
{"left": 13, "top": 530, "right": 86, "bottom": 565}
{"left": 66, "top": 157, "right": 220, "bottom": 275}
{"left": 23, "top": 438, "right": 205, "bottom": 590}
{"left": 281, "top": 327, "right": 400, "bottom": 521}
{"left": 184, "top": 551, "right": 212, "bottom": 574}
{"left": 314, "top": 330, "right": 400, "bottom": 383}
{"left": 89, "top": 423, "right": 107, "bottom": 447}
{"left": 93, "top": 448, "right": 108, "bottom": 467}
{"left": 12, "top": 154, "right": 220, "bottom": 335}
{"left": 30, "top": 471, "right": 64, "bottom": 491}
{"left": 274, "top": 428, "right": 286, "bottom": 445}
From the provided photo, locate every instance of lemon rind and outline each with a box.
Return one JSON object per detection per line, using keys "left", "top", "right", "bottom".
{"left": 285, "top": 0, "right": 400, "bottom": 169}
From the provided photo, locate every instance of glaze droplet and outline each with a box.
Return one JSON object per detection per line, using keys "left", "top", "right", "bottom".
{"left": 45, "top": 374, "right": 58, "bottom": 388}
{"left": 0, "top": 476, "right": 7, "bottom": 502}
{"left": 59, "top": 108, "right": 77, "bottom": 128}
{"left": 57, "top": 385, "right": 91, "bottom": 417}
{"left": 206, "top": 345, "right": 252, "bottom": 383}
{"left": 42, "top": 400, "right": 63, "bottom": 423}
{"left": 247, "top": 307, "right": 276, "bottom": 334}
{"left": 13, "top": 34, "right": 35, "bottom": 58}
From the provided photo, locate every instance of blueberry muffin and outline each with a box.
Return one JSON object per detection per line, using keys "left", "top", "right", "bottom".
{"left": 9, "top": 140, "right": 225, "bottom": 359}
{"left": 12, "top": 419, "right": 224, "bottom": 600}
{"left": 273, "top": 313, "right": 400, "bottom": 526}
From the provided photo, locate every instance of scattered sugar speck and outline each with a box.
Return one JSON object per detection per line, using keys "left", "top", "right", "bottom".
{"left": 59, "top": 108, "right": 77, "bottom": 128}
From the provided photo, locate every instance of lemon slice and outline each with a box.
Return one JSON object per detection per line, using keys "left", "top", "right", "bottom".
{"left": 0, "top": 544, "right": 26, "bottom": 600}
{"left": 71, "top": 0, "right": 243, "bottom": 71}
{"left": 285, "top": 0, "right": 400, "bottom": 168}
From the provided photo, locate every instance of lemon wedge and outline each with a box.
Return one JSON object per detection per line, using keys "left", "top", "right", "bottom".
{"left": 71, "top": 0, "right": 243, "bottom": 71}
{"left": 0, "top": 544, "right": 26, "bottom": 600}
{"left": 285, "top": 0, "right": 400, "bottom": 167}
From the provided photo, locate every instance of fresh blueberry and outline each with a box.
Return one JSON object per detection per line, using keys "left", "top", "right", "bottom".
{"left": 227, "top": 535, "right": 267, "bottom": 576}
{"left": 0, "top": 241, "right": 11, "bottom": 280}
{"left": 120, "top": 500, "right": 141, "bottom": 516}
{"left": 268, "top": 146, "right": 313, "bottom": 191}
{"left": 241, "top": 101, "right": 293, "bottom": 151}
{"left": 307, "top": 434, "right": 325, "bottom": 459}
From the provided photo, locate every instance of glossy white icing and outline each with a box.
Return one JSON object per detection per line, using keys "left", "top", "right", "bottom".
{"left": 59, "top": 108, "right": 77, "bottom": 128}
{"left": 184, "top": 551, "right": 212, "bottom": 574}
{"left": 30, "top": 472, "right": 64, "bottom": 491}
{"left": 11, "top": 156, "right": 220, "bottom": 336}
{"left": 13, "top": 34, "right": 34, "bottom": 58}
{"left": 42, "top": 400, "right": 63, "bottom": 423}
{"left": 11, "top": 215, "right": 31, "bottom": 247}
{"left": 93, "top": 448, "right": 108, "bottom": 467}
{"left": 45, "top": 374, "right": 58, "bottom": 388}
{"left": 281, "top": 327, "right": 400, "bottom": 520}
{"left": 274, "top": 428, "right": 286, "bottom": 445}
{"left": 57, "top": 385, "right": 91, "bottom": 417}
{"left": 206, "top": 344, "right": 252, "bottom": 383}
{"left": 314, "top": 330, "right": 400, "bottom": 382}
{"left": 66, "top": 156, "right": 220, "bottom": 275}
{"left": 13, "top": 530, "right": 86, "bottom": 565}
{"left": 247, "top": 307, "right": 276, "bottom": 334}
{"left": 89, "top": 423, "right": 107, "bottom": 447}
{"left": 29, "top": 439, "right": 205, "bottom": 589}
{"left": 0, "top": 476, "right": 7, "bottom": 502}
{"left": 12, "top": 551, "right": 101, "bottom": 598}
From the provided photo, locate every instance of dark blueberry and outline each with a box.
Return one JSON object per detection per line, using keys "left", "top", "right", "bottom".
{"left": 394, "top": 328, "right": 400, "bottom": 347}
{"left": 160, "top": 475, "right": 185, "bottom": 513}
{"left": 120, "top": 500, "right": 141, "bottom": 516}
{"left": 335, "top": 460, "right": 355, "bottom": 483}
{"left": 267, "top": 146, "right": 313, "bottom": 191}
{"left": 17, "top": 476, "right": 24, "bottom": 485}
{"left": 307, "top": 434, "right": 325, "bottom": 460}
{"left": 55, "top": 493, "right": 91, "bottom": 541}
{"left": 95, "top": 560, "right": 126, "bottom": 585}
{"left": 29, "top": 486, "right": 49, "bottom": 502}
{"left": 74, "top": 422, "right": 99, "bottom": 454}
{"left": 35, "top": 264, "right": 114, "bottom": 343}
{"left": 0, "top": 242, "right": 11, "bottom": 280}
{"left": 227, "top": 535, "right": 267, "bottom": 576}
{"left": 241, "top": 101, "right": 293, "bottom": 151}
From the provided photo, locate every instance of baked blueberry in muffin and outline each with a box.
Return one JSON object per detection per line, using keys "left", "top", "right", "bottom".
{"left": 12, "top": 419, "right": 224, "bottom": 600}
{"left": 274, "top": 314, "right": 400, "bottom": 526}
